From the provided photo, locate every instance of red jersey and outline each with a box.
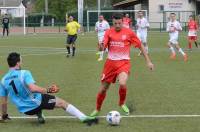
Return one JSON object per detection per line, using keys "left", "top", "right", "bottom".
{"left": 188, "top": 20, "right": 198, "bottom": 31}
{"left": 122, "top": 17, "right": 132, "bottom": 28}
{"left": 104, "top": 27, "right": 141, "bottom": 61}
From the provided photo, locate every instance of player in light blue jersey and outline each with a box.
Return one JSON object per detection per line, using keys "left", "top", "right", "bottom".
{"left": 0, "top": 52, "right": 98, "bottom": 125}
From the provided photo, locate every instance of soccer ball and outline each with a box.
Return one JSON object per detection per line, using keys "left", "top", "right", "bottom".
{"left": 106, "top": 111, "right": 121, "bottom": 126}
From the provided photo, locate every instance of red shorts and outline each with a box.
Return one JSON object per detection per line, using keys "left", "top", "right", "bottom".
{"left": 101, "top": 59, "right": 131, "bottom": 83}
{"left": 188, "top": 36, "right": 197, "bottom": 41}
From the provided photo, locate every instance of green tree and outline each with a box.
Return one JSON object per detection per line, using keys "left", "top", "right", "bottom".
{"left": 35, "top": 0, "right": 76, "bottom": 21}
{"left": 34, "top": 0, "right": 122, "bottom": 20}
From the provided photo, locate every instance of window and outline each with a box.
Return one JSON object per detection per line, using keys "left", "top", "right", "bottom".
{"left": 159, "top": 5, "right": 164, "bottom": 12}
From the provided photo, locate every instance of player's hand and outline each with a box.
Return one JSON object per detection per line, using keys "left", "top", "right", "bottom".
{"left": 147, "top": 62, "right": 154, "bottom": 71}
{"left": 47, "top": 84, "right": 60, "bottom": 93}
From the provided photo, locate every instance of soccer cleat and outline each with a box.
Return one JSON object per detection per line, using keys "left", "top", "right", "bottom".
{"left": 121, "top": 104, "right": 130, "bottom": 116}
{"left": 96, "top": 52, "right": 100, "bottom": 55}
{"left": 36, "top": 111, "right": 45, "bottom": 124}
{"left": 183, "top": 54, "right": 188, "bottom": 62}
{"left": 82, "top": 116, "right": 99, "bottom": 126}
{"left": 97, "top": 58, "right": 103, "bottom": 61}
{"left": 137, "top": 51, "right": 142, "bottom": 56}
{"left": 170, "top": 53, "right": 176, "bottom": 60}
{"left": 90, "top": 110, "right": 100, "bottom": 117}
{"left": 66, "top": 54, "right": 70, "bottom": 58}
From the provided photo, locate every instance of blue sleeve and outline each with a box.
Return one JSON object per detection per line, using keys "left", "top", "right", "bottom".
{"left": 0, "top": 83, "right": 8, "bottom": 97}
{"left": 24, "top": 71, "right": 35, "bottom": 85}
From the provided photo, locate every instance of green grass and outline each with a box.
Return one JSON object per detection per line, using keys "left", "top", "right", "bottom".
{"left": 0, "top": 32, "right": 200, "bottom": 132}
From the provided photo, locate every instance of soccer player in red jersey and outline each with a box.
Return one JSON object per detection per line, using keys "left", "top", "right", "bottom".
{"left": 188, "top": 15, "right": 199, "bottom": 50}
{"left": 90, "top": 13, "right": 154, "bottom": 117}
{"left": 122, "top": 14, "right": 132, "bottom": 29}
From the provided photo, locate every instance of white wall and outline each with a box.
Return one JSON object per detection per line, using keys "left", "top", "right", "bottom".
{"left": 149, "top": 0, "right": 196, "bottom": 22}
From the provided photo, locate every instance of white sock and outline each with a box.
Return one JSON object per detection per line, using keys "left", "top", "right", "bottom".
{"left": 169, "top": 47, "right": 175, "bottom": 54}
{"left": 100, "top": 51, "right": 104, "bottom": 59}
{"left": 66, "top": 104, "right": 87, "bottom": 121}
{"left": 178, "top": 48, "right": 185, "bottom": 56}
{"left": 105, "top": 48, "right": 108, "bottom": 53}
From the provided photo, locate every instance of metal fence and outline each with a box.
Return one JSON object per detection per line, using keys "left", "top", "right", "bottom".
{"left": 0, "top": 22, "right": 193, "bottom": 34}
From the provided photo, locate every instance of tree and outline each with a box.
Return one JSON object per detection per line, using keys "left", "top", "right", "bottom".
{"left": 35, "top": 0, "right": 76, "bottom": 21}
{"left": 34, "top": 0, "right": 123, "bottom": 21}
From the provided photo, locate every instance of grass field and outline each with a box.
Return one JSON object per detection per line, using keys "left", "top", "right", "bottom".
{"left": 0, "top": 32, "right": 200, "bottom": 132}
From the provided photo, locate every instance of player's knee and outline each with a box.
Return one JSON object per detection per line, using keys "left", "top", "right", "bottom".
{"left": 119, "top": 80, "right": 127, "bottom": 86}
{"left": 56, "top": 98, "right": 68, "bottom": 108}
{"left": 99, "top": 87, "right": 107, "bottom": 93}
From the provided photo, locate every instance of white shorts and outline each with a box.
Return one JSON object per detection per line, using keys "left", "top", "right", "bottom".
{"left": 188, "top": 31, "right": 197, "bottom": 37}
{"left": 98, "top": 36, "right": 104, "bottom": 43}
{"left": 169, "top": 34, "right": 179, "bottom": 45}
{"left": 137, "top": 31, "right": 147, "bottom": 43}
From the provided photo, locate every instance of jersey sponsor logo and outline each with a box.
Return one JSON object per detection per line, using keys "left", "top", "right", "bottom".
{"left": 110, "top": 41, "right": 124, "bottom": 47}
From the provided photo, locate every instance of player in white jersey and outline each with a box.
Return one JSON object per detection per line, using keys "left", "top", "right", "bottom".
{"left": 136, "top": 11, "right": 150, "bottom": 56}
{"left": 166, "top": 13, "right": 187, "bottom": 61}
{"left": 95, "top": 15, "right": 110, "bottom": 61}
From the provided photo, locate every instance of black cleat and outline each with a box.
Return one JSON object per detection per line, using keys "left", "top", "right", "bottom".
{"left": 36, "top": 111, "right": 45, "bottom": 124}
{"left": 82, "top": 117, "right": 99, "bottom": 126}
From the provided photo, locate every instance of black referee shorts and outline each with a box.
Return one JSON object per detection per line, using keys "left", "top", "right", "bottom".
{"left": 66, "top": 34, "right": 77, "bottom": 44}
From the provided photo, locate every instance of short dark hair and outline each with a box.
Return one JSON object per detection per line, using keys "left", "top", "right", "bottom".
{"left": 138, "top": 10, "right": 143, "bottom": 13}
{"left": 112, "top": 13, "right": 123, "bottom": 20}
{"left": 189, "top": 15, "right": 194, "bottom": 18}
{"left": 68, "top": 15, "right": 74, "bottom": 18}
{"left": 7, "top": 52, "right": 21, "bottom": 67}
{"left": 170, "top": 13, "right": 176, "bottom": 15}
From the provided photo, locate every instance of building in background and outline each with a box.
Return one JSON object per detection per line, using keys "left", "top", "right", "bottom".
{"left": 113, "top": 0, "right": 200, "bottom": 23}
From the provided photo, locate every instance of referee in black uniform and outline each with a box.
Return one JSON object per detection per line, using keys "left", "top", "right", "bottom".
{"left": 2, "top": 14, "right": 9, "bottom": 36}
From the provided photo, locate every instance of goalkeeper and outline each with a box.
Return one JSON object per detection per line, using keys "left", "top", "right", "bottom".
{"left": 0, "top": 52, "right": 98, "bottom": 125}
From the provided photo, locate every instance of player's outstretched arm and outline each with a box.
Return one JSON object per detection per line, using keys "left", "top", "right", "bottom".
{"left": 0, "top": 96, "right": 10, "bottom": 122}
{"left": 28, "top": 84, "right": 59, "bottom": 94}
{"left": 139, "top": 44, "right": 154, "bottom": 70}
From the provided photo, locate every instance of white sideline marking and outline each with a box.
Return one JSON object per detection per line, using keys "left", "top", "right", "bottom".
{"left": 10, "top": 115, "right": 200, "bottom": 119}
{"left": 0, "top": 45, "right": 65, "bottom": 50}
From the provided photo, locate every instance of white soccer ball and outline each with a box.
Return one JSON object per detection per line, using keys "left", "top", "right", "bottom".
{"left": 106, "top": 111, "right": 121, "bottom": 125}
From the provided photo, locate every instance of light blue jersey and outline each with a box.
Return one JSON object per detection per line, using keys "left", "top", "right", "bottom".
{"left": 0, "top": 69, "right": 42, "bottom": 113}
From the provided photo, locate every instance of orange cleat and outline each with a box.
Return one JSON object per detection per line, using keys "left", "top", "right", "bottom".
{"left": 183, "top": 54, "right": 188, "bottom": 62}
{"left": 170, "top": 53, "right": 176, "bottom": 60}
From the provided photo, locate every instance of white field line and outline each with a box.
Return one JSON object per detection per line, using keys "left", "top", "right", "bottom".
{"left": 0, "top": 52, "right": 65, "bottom": 58}
{"left": 10, "top": 115, "right": 200, "bottom": 119}
{"left": 0, "top": 45, "right": 65, "bottom": 50}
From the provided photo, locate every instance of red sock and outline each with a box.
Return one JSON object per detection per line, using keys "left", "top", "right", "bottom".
{"left": 188, "top": 42, "right": 192, "bottom": 49}
{"left": 119, "top": 85, "right": 127, "bottom": 106}
{"left": 96, "top": 92, "right": 106, "bottom": 111}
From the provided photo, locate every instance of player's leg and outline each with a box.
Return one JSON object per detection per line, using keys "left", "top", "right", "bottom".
{"left": 118, "top": 72, "right": 130, "bottom": 115}
{"left": 96, "top": 37, "right": 101, "bottom": 55}
{"left": 66, "top": 35, "right": 71, "bottom": 57}
{"left": 193, "top": 37, "right": 198, "bottom": 48}
{"left": 167, "top": 42, "right": 176, "bottom": 59}
{"left": 175, "top": 43, "right": 187, "bottom": 61}
{"left": 3, "top": 27, "right": 5, "bottom": 36}
{"left": 72, "top": 34, "right": 77, "bottom": 57}
{"left": 188, "top": 37, "right": 192, "bottom": 50}
{"left": 55, "top": 97, "right": 98, "bottom": 125}
{"left": 97, "top": 36, "right": 104, "bottom": 61}
{"left": 143, "top": 32, "right": 148, "bottom": 54}
{"left": 137, "top": 33, "right": 142, "bottom": 56}
{"left": 6, "top": 27, "right": 9, "bottom": 36}
{"left": 98, "top": 42, "right": 104, "bottom": 61}
{"left": 90, "top": 82, "right": 110, "bottom": 117}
